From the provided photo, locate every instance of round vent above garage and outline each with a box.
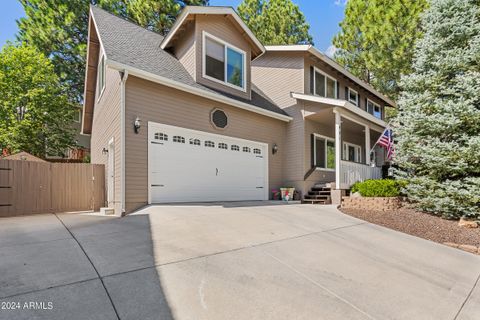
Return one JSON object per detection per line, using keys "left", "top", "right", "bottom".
{"left": 211, "top": 109, "right": 228, "bottom": 129}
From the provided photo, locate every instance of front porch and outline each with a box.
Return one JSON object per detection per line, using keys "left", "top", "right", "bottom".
{"left": 298, "top": 94, "right": 387, "bottom": 203}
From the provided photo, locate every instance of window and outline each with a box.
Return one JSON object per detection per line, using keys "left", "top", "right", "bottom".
{"left": 173, "top": 136, "right": 185, "bottom": 143}
{"left": 313, "top": 68, "right": 337, "bottom": 99}
{"left": 205, "top": 140, "right": 215, "bottom": 148}
{"left": 189, "top": 138, "right": 200, "bottom": 145}
{"left": 367, "top": 99, "right": 382, "bottom": 119}
{"left": 348, "top": 88, "right": 358, "bottom": 106}
{"left": 231, "top": 145, "right": 240, "bottom": 151}
{"left": 203, "top": 32, "right": 245, "bottom": 90}
{"left": 243, "top": 146, "right": 251, "bottom": 153}
{"left": 313, "top": 135, "right": 335, "bottom": 170}
{"left": 343, "top": 142, "right": 362, "bottom": 163}
{"left": 154, "top": 133, "right": 168, "bottom": 141}
{"left": 218, "top": 143, "right": 228, "bottom": 149}
{"left": 211, "top": 109, "right": 228, "bottom": 128}
{"left": 97, "top": 55, "right": 105, "bottom": 96}
{"left": 253, "top": 148, "right": 261, "bottom": 155}
{"left": 73, "top": 109, "right": 81, "bottom": 123}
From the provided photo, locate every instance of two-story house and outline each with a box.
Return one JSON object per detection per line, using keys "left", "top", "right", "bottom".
{"left": 82, "top": 6, "right": 395, "bottom": 215}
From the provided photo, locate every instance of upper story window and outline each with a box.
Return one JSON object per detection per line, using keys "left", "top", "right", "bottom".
{"left": 97, "top": 54, "right": 105, "bottom": 97}
{"left": 348, "top": 88, "right": 359, "bottom": 107}
{"left": 313, "top": 67, "right": 337, "bottom": 99}
{"left": 203, "top": 32, "right": 245, "bottom": 91}
{"left": 367, "top": 99, "right": 382, "bottom": 119}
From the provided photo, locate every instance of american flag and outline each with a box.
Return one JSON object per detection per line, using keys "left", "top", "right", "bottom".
{"left": 377, "top": 128, "right": 394, "bottom": 160}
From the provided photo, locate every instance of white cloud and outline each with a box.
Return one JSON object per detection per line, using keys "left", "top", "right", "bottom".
{"left": 334, "top": 0, "right": 348, "bottom": 6}
{"left": 325, "top": 45, "right": 338, "bottom": 58}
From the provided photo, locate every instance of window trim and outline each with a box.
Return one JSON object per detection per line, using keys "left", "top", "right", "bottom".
{"left": 347, "top": 87, "right": 359, "bottom": 106}
{"left": 97, "top": 53, "right": 106, "bottom": 101}
{"left": 313, "top": 133, "right": 336, "bottom": 171}
{"left": 367, "top": 99, "right": 382, "bottom": 119}
{"left": 342, "top": 141, "right": 362, "bottom": 163}
{"left": 202, "top": 31, "right": 247, "bottom": 92}
{"left": 313, "top": 67, "right": 338, "bottom": 99}
{"left": 73, "top": 109, "right": 81, "bottom": 123}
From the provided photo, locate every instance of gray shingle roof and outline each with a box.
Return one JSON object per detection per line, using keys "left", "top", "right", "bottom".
{"left": 91, "top": 6, "right": 288, "bottom": 117}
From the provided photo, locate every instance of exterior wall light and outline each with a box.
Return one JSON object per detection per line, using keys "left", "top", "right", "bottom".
{"left": 134, "top": 116, "right": 141, "bottom": 134}
{"left": 102, "top": 148, "right": 109, "bottom": 155}
{"left": 272, "top": 143, "right": 278, "bottom": 155}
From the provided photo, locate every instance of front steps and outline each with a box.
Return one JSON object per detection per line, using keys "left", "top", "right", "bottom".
{"left": 302, "top": 184, "right": 332, "bottom": 204}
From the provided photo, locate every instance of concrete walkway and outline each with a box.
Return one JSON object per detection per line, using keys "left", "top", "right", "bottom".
{"left": 0, "top": 203, "right": 479, "bottom": 320}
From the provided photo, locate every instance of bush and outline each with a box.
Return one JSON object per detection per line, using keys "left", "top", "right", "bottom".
{"left": 351, "top": 179, "right": 406, "bottom": 197}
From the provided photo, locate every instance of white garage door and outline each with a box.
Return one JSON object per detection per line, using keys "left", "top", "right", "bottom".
{"left": 148, "top": 122, "right": 268, "bottom": 203}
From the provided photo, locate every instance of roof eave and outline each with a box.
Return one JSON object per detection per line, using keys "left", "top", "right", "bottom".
{"left": 264, "top": 45, "right": 396, "bottom": 108}
{"left": 160, "top": 6, "right": 265, "bottom": 56}
{"left": 291, "top": 92, "right": 387, "bottom": 127}
{"left": 107, "top": 59, "right": 292, "bottom": 122}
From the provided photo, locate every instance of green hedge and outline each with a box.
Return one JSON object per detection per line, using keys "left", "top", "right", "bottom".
{"left": 351, "top": 179, "right": 406, "bottom": 197}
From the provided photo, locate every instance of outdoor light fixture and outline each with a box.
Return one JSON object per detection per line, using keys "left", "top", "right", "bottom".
{"left": 272, "top": 143, "right": 278, "bottom": 155}
{"left": 134, "top": 116, "right": 141, "bottom": 134}
{"left": 102, "top": 148, "right": 109, "bottom": 155}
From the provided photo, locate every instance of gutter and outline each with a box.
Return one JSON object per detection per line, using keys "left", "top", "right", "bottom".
{"left": 106, "top": 59, "right": 292, "bottom": 122}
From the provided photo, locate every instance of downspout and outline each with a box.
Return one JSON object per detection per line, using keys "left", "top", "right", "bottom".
{"left": 120, "top": 70, "right": 128, "bottom": 216}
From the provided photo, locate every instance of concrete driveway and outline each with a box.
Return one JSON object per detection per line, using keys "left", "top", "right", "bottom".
{"left": 0, "top": 203, "right": 479, "bottom": 320}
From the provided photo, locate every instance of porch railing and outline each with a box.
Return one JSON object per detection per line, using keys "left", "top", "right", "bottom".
{"left": 340, "top": 160, "right": 382, "bottom": 188}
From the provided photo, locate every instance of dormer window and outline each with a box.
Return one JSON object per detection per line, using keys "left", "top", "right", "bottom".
{"left": 203, "top": 32, "right": 245, "bottom": 91}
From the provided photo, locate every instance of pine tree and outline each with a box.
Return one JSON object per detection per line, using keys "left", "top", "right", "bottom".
{"left": 394, "top": 0, "right": 480, "bottom": 219}
{"left": 333, "top": 0, "right": 428, "bottom": 99}
{"left": 237, "top": 0, "right": 313, "bottom": 45}
{"left": 16, "top": 0, "right": 208, "bottom": 103}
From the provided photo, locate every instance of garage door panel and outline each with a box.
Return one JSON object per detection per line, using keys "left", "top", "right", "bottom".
{"left": 149, "top": 122, "right": 267, "bottom": 203}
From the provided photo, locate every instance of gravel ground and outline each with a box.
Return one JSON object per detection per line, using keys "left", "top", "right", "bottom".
{"left": 340, "top": 207, "right": 480, "bottom": 247}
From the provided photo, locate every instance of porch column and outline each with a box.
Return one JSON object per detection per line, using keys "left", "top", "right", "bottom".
{"left": 365, "top": 125, "right": 370, "bottom": 165}
{"left": 334, "top": 111, "right": 341, "bottom": 190}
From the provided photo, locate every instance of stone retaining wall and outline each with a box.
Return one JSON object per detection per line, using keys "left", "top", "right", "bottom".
{"left": 341, "top": 196, "right": 403, "bottom": 211}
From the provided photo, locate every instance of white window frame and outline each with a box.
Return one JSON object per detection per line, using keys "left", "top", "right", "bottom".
{"left": 367, "top": 99, "right": 382, "bottom": 119}
{"left": 343, "top": 141, "right": 362, "bottom": 163}
{"left": 97, "top": 53, "right": 106, "bottom": 100}
{"left": 348, "top": 87, "right": 359, "bottom": 106}
{"left": 73, "top": 109, "right": 81, "bottom": 123}
{"left": 202, "top": 31, "right": 247, "bottom": 92}
{"left": 313, "top": 67, "right": 338, "bottom": 99}
{"left": 313, "top": 133, "right": 336, "bottom": 171}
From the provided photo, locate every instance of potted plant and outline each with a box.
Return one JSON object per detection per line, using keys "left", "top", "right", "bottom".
{"left": 272, "top": 189, "right": 281, "bottom": 200}
{"left": 280, "top": 187, "right": 295, "bottom": 201}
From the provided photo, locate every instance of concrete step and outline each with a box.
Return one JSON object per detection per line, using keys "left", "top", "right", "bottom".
{"left": 304, "top": 195, "right": 331, "bottom": 200}
{"left": 302, "top": 199, "right": 328, "bottom": 204}
{"left": 100, "top": 207, "right": 115, "bottom": 215}
{"left": 308, "top": 190, "right": 331, "bottom": 195}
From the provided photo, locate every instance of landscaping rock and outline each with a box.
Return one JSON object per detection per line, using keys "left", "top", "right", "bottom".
{"left": 458, "top": 244, "right": 478, "bottom": 254}
{"left": 458, "top": 218, "right": 478, "bottom": 229}
{"left": 443, "top": 242, "right": 459, "bottom": 248}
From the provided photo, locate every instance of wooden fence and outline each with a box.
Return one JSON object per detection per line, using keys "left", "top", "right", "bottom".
{"left": 0, "top": 160, "right": 105, "bottom": 217}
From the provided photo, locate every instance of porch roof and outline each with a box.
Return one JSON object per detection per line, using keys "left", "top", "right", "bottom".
{"left": 291, "top": 92, "right": 387, "bottom": 128}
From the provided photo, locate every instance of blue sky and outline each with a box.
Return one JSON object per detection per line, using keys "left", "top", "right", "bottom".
{"left": 1, "top": 0, "right": 346, "bottom": 55}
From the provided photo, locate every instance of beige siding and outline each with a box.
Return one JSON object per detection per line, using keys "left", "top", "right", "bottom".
{"left": 124, "top": 76, "right": 286, "bottom": 213}
{"left": 173, "top": 21, "right": 196, "bottom": 80}
{"left": 251, "top": 52, "right": 307, "bottom": 192}
{"left": 304, "top": 57, "right": 386, "bottom": 120}
{"left": 90, "top": 67, "right": 122, "bottom": 214}
{"left": 195, "top": 15, "right": 251, "bottom": 100}
{"left": 252, "top": 52, "right": 305, "bottom": 108}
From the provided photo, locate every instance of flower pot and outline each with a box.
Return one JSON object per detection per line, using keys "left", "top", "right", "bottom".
{"left": 280, "top": 187, "right": 295, "bottom": 201}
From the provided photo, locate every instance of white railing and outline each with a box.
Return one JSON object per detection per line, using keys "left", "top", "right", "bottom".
{"left": 340, "top": 160, "right": 382, "bottom": 188}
